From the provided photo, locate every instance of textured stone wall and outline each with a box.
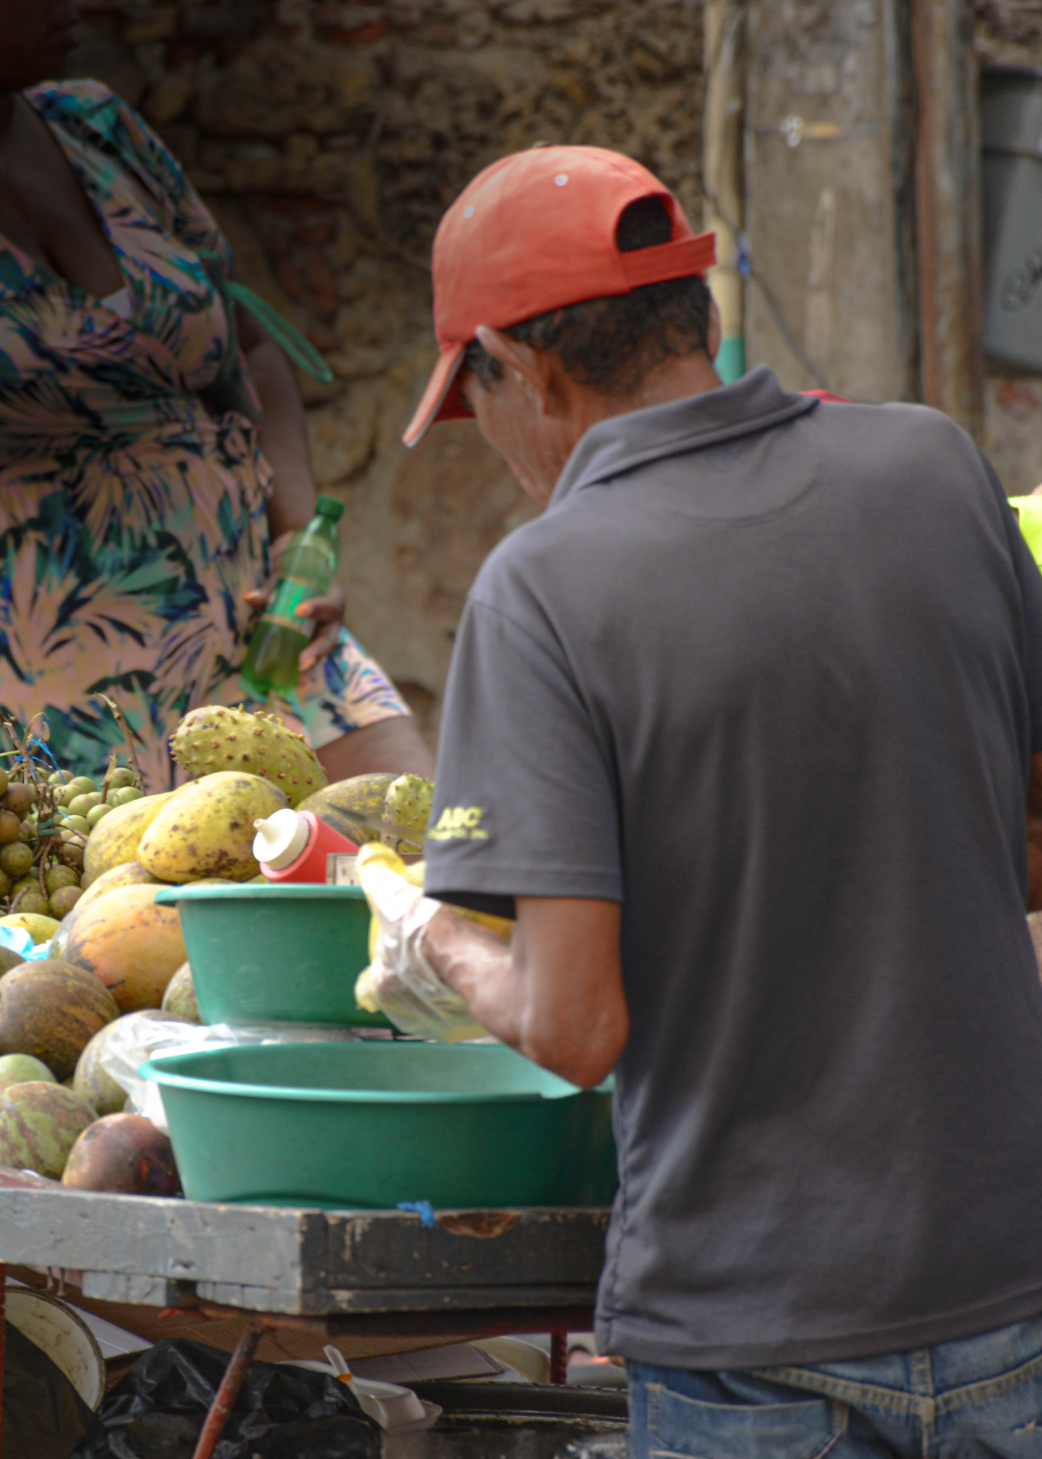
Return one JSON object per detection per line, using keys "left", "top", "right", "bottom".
{"left": 71, "top": 0, "right": 703, "bottom": 740}
{"left": 975, "top": 1, "right": 1042, "bottom": 493}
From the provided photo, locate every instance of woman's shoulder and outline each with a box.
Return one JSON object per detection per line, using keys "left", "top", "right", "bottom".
{"left": 24, "top": 78, "right": 123, "bottom": 132}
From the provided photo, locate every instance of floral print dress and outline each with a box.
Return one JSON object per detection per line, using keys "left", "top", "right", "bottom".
{"left": 0, "top": 79, "right": 407, "bottom": 787}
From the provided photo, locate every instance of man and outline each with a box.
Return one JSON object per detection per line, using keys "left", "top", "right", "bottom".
{"left": 367, "top": 145, "right": 1042, "bottom": 1455}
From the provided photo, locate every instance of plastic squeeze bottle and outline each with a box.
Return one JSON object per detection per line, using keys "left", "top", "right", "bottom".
{"left": 253, "top": 808, "right": 358, "bottom": 883}
{"left": 240, "top": 495, "right": 344, "bottom": 701}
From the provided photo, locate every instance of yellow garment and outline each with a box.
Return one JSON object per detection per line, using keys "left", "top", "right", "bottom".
{"left": 1010, "top": 495, "right": 1042, "bottom": 569}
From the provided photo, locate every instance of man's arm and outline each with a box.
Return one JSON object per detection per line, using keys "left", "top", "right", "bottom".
{"left": 423, "top": 896, "right": 628, "bottom": 1089}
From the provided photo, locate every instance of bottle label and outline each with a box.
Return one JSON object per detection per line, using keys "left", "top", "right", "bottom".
{"left": 260, "top": 576, "right": 318, "bottom": 639}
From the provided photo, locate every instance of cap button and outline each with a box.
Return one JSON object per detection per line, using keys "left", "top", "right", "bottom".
{"left": 463, "top": 205, "right": 475, "bottom": 218}
{"left": 554, "top": 174, "right": 569, "bottom": 187}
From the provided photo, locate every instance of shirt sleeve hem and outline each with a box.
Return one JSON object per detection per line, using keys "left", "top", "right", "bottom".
{"left": 425, "top": 866, "right": 623, "bottom": 902}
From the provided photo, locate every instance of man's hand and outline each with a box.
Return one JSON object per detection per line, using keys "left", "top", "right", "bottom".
{"left": 355, "top": 846, "right": 489, "bottom": 1042}
{"left": 423, "top": 895, "right": 627, "bottom": 1089}
{"left": 243, "top": 530, "right": 347, "bottom": 673}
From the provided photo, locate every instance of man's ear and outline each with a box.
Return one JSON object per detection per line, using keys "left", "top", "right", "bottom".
{"left": 474, "top": 325, "right": 554, "bottom": 415}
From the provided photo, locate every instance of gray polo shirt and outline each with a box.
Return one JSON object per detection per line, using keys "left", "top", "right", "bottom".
{"left": 424, "top": 366, "right": 1042, "bottom": 1370}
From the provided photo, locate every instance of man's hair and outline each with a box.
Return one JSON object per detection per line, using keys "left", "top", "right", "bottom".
{"left": 461, "top": 196, "right": 712, "bottom": 397}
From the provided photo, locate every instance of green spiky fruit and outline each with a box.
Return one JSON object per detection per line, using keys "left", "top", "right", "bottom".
{"left": 171, "top": 705, "right": 328, "bottom": 808}
{"left": 297, "top": 773, "right": 397, "bottom": 845}
{"left": 383, "top": 775, "right": 433, "bottom": 840}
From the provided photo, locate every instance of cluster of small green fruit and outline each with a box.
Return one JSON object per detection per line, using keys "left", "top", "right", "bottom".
{"left": 0, "top": 765, "right": 142, "bottom": 921}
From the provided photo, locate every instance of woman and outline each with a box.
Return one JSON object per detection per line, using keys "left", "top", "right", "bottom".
{"left": 0, "top": 3, "right": 434, "bottom": 786}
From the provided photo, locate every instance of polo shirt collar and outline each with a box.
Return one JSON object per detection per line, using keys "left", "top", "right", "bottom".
{"left": 550, "top": 365, "right": 820, "bottom": 509}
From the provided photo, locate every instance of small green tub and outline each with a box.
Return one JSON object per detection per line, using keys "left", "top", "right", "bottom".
{"left": 153, "top": 883, "right": 389, "bottom": 1028}
{"left": 141, "top": 1041, "right": 617, "bottom": 1209}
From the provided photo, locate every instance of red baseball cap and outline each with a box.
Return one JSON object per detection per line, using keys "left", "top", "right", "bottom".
{"left": 403, "top": 145, "right": 716, "bottom": 447}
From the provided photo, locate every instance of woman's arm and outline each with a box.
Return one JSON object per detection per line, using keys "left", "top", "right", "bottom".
{"left": 238, "top": 305, "right": 435, "bottom": 779}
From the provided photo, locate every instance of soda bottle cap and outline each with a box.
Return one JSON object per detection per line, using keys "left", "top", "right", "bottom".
{"left": 316, "top": 496, "right": 344, "bottom": 522}
{"left": 253, "top": 808, "right": 310, "bottom": 870}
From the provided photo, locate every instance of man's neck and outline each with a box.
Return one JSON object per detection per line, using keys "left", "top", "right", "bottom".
{"left": 564, "top": 351, "right": 723, "bottom": 443}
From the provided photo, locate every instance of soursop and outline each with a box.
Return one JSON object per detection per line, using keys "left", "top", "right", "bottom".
{"left": 171, "top": 705, "right": 328, "bottom": 808}
{"left": 383, "top": 774, "right": 434, "bottom": 846}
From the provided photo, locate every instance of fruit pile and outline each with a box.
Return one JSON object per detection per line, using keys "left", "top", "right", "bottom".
{"left": 0, "top": 702, "right": 439, "bottom": 1196}
{"left": 0, "top": 702, "right": 335, "bottom": 1193}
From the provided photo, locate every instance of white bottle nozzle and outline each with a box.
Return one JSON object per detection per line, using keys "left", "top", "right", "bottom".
{"left": 253, "top": 808, "right": 310, "bottom": 870}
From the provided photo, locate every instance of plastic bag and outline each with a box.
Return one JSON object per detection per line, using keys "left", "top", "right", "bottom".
{"left": 99, "top": 1012, "right": 390, "bottom": 1134}
{"left": 354, "top": 845, "right": 493, "bottom": 1043}
{"left": 72, "top": 1338, "right": 377, "bottom": 1459}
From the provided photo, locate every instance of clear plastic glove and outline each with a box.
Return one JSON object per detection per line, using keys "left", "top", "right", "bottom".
{"left": 354, "top": 844, "right": 489, "bottom": 1043}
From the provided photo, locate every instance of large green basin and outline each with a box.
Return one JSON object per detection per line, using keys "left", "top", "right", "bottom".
{"left": 141, "top": 1041, "right": 617, "bottom": 1209}
{"left": 154, "top": 883, "right": 389, "bottom": 1028}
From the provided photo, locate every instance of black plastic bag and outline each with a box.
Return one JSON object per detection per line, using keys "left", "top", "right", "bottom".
{"left": 4, "top": 1320, "right": 102, "bottom": 1459}
{"left": 73, "top": 1338, "right": 377, "bottom": 1459}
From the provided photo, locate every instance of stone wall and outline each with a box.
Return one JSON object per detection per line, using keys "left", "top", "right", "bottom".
{"left": 71, "top": 0, "right": 703, "bottom": 742}
{"left": 975, "top": 1, "right": 1042, "bottom": 493}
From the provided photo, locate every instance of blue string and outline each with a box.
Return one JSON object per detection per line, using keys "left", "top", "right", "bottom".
{"left": 397, "top": 1200, "right": 436, "bottom": 1229}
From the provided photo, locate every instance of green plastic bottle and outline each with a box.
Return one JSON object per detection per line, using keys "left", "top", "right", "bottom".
{"left": 240, "top": 496, "right": 344, "bottom": 701}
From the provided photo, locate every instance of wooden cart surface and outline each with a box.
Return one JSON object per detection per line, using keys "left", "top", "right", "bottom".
{"left": 0, "top": 1185, "right": 611, "bottom": 1458}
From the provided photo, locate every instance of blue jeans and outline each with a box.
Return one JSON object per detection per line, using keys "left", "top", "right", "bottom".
{"left": 628, "top": 1314, "right": 1042, "bottom": 1457}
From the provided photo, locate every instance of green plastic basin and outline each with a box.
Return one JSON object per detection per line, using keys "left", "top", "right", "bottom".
{"left": 141, "top": 1041, "right": 617, "bottom": 1209}
{"left": 153, "top": 884, "right": 389, "bottom": 1028}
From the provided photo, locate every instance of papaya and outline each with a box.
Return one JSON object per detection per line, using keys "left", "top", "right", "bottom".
{"left": 83, "top": 791, "right": 175, "bottom": 883}
{"left": 297, "top": 773, "right": 396, "bottom": 847}
{"left": 137, "top": 771, "right": 287, "bottom": 882}
{"left": 64, "top": 884, "right": 187, "bottom": 1012}
{"left": 0, "top": 960, "right": 120, "bottom": 1081}
{"left": 75, "top": 860, "right": 161, "bottom": 916}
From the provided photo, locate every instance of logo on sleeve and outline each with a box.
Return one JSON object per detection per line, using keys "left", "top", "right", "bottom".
{"left": 428, "top": 806, "right": 489, "bottom": 842}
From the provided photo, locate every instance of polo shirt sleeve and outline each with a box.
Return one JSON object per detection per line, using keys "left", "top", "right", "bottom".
{"left": 424, "top": 596, "right": 623, "bottom": 920}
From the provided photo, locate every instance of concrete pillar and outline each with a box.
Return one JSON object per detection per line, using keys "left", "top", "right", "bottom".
{"left": 743, "top": 0, "right": 917, "bottom": 404}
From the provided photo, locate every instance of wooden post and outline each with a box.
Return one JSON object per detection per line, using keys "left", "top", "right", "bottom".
{"left": 192, "top": 1319, "right": 261, "bottom": 1459}
{"left": 744, "top": 0, "right": 917, "bottom": 402}
{"left": 704, "top": 0, "right": 746, "bottom": 382}
{"left": 911, "top": 0, "right": 984, "bottom": 436}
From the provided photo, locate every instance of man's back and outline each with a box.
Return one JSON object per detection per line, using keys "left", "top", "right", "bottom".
{"left": 426, "top": 367, "right": 1042, "bottom": 1367}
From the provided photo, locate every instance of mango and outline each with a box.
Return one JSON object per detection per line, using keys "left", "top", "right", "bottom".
{"left": 64, "top": 884, "right": 187, "bottom": 1012}
{"left": 83, "top": 790, "right": 175, "bottom": 883}
{"left": 62, "top": 1113, "right": 180, "bottom": 1195}
{"left": 137, "top": 771, "right": 287, "bottom": 882}
{"left": 0, "top": 1054, "right": 56, "bottom": 1093}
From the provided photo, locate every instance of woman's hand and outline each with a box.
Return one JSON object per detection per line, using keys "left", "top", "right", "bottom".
{"left": 243, "top": 529, "right": 348, "bottom": 674}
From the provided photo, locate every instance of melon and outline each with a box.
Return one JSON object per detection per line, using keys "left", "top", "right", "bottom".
{"left": 64, "top": 884, "right": 187, "bottom": 1011}
{"left": 0, "top": 1081, "right": 97, "bottom": 1179}
{"left": 0, "top": 1053, "right": 55, "bottom": 1093}
{"left": 73, "top": 1012, "right": 185, "bottom": 1116}
{"left": 160, "top": 963, "right": 200, "bottom": 1023}
{"left": 0, "top": 961, "right": 119, "bottom": 1082}
{"left": 62, "top": 1113, "right": 180, "bottom": 1195}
